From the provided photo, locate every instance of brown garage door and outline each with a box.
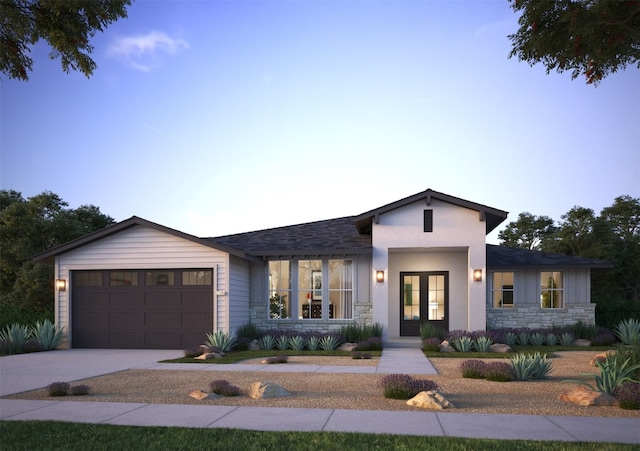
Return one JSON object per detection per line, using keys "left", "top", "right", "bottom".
{"left": 71, "top": 269, "right": 213, "bottom": 349}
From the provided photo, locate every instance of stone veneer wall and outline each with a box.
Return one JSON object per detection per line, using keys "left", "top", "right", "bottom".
{"left": 247, "top": 300, "right": 374, "bottom": 334}
{"left": 486, "top": 304, "right": 596, "bottom": 330}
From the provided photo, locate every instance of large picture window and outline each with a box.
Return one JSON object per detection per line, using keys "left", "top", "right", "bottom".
{"left": 329, "top": 259, "right": 353, "bottom": 319}
{"left": 492, "top": 272, "right": 514, "bottom": 308}
{"left": 541, "top": 271, "right": 563, "bottom": 308}
{"left": 299, "top": 260, "right": 322, "bottom": 319}
{"left": 269, "top": 261, "right": 290, "bottom": 319}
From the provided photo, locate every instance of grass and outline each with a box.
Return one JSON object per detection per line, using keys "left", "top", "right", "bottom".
{"left": 0, "top": 421, "right": 635, "bottom": 451}
{"left": 161, "top": 349, "right": 382, "bottom": 364}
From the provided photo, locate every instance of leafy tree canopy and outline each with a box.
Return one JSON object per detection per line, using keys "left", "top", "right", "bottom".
{"left": 1, "top": 0, "right": 132, "bottom": 81}
{"left": 0, "top": 190, "right": 114, "bottom": 311}
{"left": 508, "top": 0, "right": 640, "bottom": 85}
{"left": 497, "top": 212, "right": 557, "bottom": 250}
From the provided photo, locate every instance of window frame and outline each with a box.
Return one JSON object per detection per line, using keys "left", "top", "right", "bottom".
{"left": 540, "top": 271, "right": 564, "bottom": 309}
{"left": 491, "top": 271, "right": 515, "bottom": 309}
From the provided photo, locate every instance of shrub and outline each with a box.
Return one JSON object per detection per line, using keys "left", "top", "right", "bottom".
{"left": 420, "top": 323, "right": 446, "bottom": 340}
{"left": 70, "top": 384, "right": 90, "bottom": 396}
{"left": 319, "top": 335, "right": 340, "bottom": 351}
{"left": 235, "top": 336, "right": 251, "bottom": 351}
{"left": 484, "top": 361, "right": 513, "bottom": 382}
{"left": 422, "top": 337, "right": 441, "bottom": 352}
{"left": 209, "top": 380, "right": 241, "bottom": 396}
{"left": 48, "top": 381, "right": 70, "bottom": 397}
{"left": 459, "top": 359, "right": 486, "bottom": 379}
{"left": 258, "top": 335, "right": 276, "bottom": 350}
{"left": 614, "top": 318, "right": 640, "bottom": 345}
{"left": 340, "top": 323, "right": 382, "bottom": 343}
{"left": 563, "top": 355, "right": 640, "bottom": 395}
{"left": 0, "top": 323, "right": 31, "bottom": 354}
{"left": 614, "top": 382, "right": 640, "bottom": 410}
{"left": 184, "top": 346, "right": 202, "bottom": 358}
{"left": 545, "top": 333, "right": 558, "bottom": 346}
{"left": 235, "top": 322, "right": 262, "bottom": 341}
{"left": 517, "top": 331, "right": 531, "bottom": 346}
{"left": 31, "top": 319, "right": 65, "bottom": 351}
{"left": 205, "top": 330, "right": 237, "bottom": 352}
{"left": 504, "top": 331, "right": 518, "bottom": 347}
{"left": 591, "top": 330, "right": 616, "bottom": 346}
{"left": 529, "top": 332, "right": 545, "bottom": 346}
{"left": 451, "top": 336, "right": 473, "bottom": 352}
{"left": 352, "top": 351, "right": 372, "bottom": 359}
{"left": 510, "top": 352, "right": 553, "bottom": 381}
{"left": 379, "top": 374, "right": 439, "bottom": 400}
{"left": 276, "top": 335, "right": 290, "bottom": 351}
{"left": 356, "top": 337, "right": 383, "bottom": 351}
{"left": 558, "top": 332, "right": 575, "bottom": 347}
{"left": 306, "top": 335, "right": 320, "bottom": 351}
{"left": 473, "top": 336, "right": 493, "bottom": 353}
{"left": 289, "top": 335, "right": 306, "bottom": 351}
{"left": 570, "top": 320, "right": 599, "bottom": 340}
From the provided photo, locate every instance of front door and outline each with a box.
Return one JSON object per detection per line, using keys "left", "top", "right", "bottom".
{"left": 400, "top": 272, "right": 448, "bottom": 336}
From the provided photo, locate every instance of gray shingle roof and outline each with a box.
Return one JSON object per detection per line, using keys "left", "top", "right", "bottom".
{"left": 486, "top": 244, "right": 612, "bottom": 269}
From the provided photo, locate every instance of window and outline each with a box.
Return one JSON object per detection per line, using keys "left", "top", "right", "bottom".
{"left": 110, "top": 271, "right": 138, "bottom": 286}
{"left": 146, "top": 271, "right": 175, "bottom": 286}
{"left": 269, "top": 261, "right": 290, "bottom": 319}
{"left": 182, "top": 270, "right": 212, "bottom": 286}
{"left": 424, "top": 209, "right": 433, "bottom": 232}
{"left": 299, "top": 260, "right": 322, "bottom": 319}
{"left": 492, "top": 272, "right": 514, "bottom": 308}
{"left": 328, "top": 259, "right": 353, "bottom": 319}
{"left": 74, "top": 271, "right": 103, "bottom": 287}
{"left": 541, "top": 271, "right": 563, "bottom": 308}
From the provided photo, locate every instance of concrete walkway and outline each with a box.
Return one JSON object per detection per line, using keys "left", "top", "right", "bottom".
{"left": 1, "top": 348, "right": 638, "bottom": 444}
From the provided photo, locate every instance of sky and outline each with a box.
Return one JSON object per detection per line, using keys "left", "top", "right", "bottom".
{"left": 2, "top": 0, "right": 639, "bottom": 245}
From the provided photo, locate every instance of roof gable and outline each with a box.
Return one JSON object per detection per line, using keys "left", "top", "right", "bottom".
{"left": 353, "top": 189, "right": 508, "bottom": 235}
{"left": 33, "top": 216, "right": 252, "bottom": 264}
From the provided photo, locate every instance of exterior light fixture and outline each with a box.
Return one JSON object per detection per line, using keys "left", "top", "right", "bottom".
{"left": 55, "top": 279, "right": 67, "bottom": 291}
{"left": 376, "top": 270, "right": 385, "bottom": 283}
{"left": 473, "top": 270, "right": 482, "bottom": 282}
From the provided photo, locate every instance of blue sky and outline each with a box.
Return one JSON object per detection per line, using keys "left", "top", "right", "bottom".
{"left": 2, "top": 0, "right": 638, "bottom": 245}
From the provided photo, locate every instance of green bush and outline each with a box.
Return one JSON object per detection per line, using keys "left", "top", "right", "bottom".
{"left": 459, "top": 360, "right": 486, "bottom": 379}
{"left": 70, "top": 385, "right": 90, "bottom": 396}
{"left": 419, "top": 323, "right": 446, "bottom": 341}
{"left": 379, "top": 374, "right": 438, "bottom": 399}
{"left": 570, "top": 320, "right": 599, "bottom": 340}
{"left": 48, "top": 382, "right": 70, "bottom": 397}
{"left": 209, "top": 380, "right": 241, "bottom": 396}
{"left": 422, "top": 337, "right": 441, "bottom": 352}
{"left": 340, "top": 323, "right": 382, "bottom": 343}
{"left": 0, "top": 304, "right": 53, "bottom": 331}
{"left": 484, "top": 361, "right": 513, "bottom": 382}
{"left": 614, "top": 382, "right": 640, "bottom": 410}
{"left": 235, "top": 322, "right": 262, "bottom": 340}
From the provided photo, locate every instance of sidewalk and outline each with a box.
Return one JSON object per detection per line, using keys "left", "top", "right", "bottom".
{"left": 1, "top": 348, "right": 639, "bottom": 444}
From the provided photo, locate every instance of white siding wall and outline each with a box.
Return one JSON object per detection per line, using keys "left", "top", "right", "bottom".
{"left": 372, "top": 199, "right": 487, "bottom": 338}
{"left": 55, "top": 226, "right": 231, "bottom": 338}
{"left": 228, "top": 255, "right": 251, "bottom": 332}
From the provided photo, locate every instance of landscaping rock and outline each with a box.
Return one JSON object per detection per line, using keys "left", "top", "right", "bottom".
{"left": 406, "top": 391, "right": 454, "bottom": 409}
{"left": 439, "top": 340, "right": 455, "bottom": 353}
{"left": 248, "top": 339, "right": 261, "bottom": 351}
{"left": 572, "top": 339, "right": 591, "bottom": 347}
{"left": 489, "top": 343, "right": 512, "bottom": 353}
{"left": 559, "top": 388, "right": 618, "bottom": 406}
{"left": 189, "top": 389, "right": 220, "bottom": 400}
{"left": 249, "top": 382, "right": 291, "bottom": 399}
{"left": 338, "top": 342, "right": 358, "bottom": 352}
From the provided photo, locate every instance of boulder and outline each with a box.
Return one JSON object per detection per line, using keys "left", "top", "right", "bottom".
{"left": 559, "top": 388, "right": 618, "bottom": 406}
{"left": 489, "top": 343, "right": 513, "bottom": 353}
{"left": 338, "top": 342, "right": 358, "bottom": 352}
{"left": 572, "top": 339, "right": 591, "bottom": 347}
{"left": 439, "top": 340, "right": 455, "bottom": 353}
{"left": 249, "top": 382, "right": 291, "bottom": 400}
{"left": 189, "top": 389, "right": 220, "bottom": 400}
{"left": 406, "top": 391, "right": 455, "bottom": 409}
{"left": 248, "top": 339, "right": 261, "bottom": 351}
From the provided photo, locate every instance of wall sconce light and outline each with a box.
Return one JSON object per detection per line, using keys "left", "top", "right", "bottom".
{"left": 473, "top": 270, "right": 482, "bottom": 282}
{"left": 376, "top": 270, "right": 385, "bottom": 283}
{"left": 55, "top": 279, "right": 67, "bottom": 291}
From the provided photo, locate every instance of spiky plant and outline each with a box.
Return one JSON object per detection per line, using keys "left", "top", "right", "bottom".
{"left": 615, "top": 318, "right": 640, "bottom": 345}
{"left": 473, "top": 336, "right": 493, "bottom": 353}
{"left": 205, "top": 330, "right": 237, "bottom": 352}
{"left": 258, "top": 334, "right": 276, "bottom": 350}
{"left": 31, "top": 319, "right": 65, "bottom": 351}
{"left": 0, "top": 323, "right": 31, "bottom": 354}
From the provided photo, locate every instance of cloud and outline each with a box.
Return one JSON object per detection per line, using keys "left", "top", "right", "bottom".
{"left": 107, "top": 31, "right": 189, "bottom": 71}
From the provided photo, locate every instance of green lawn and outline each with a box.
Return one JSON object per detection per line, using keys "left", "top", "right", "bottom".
{"left": 161, "top": 349, "right": 382, "bottom": 364}
{"left": 1, "top": 421, "right": 636, "bottom": 451}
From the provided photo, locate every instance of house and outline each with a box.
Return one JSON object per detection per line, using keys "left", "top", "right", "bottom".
{"left": 34, "top": 189, "right": 611, "bottom": 349}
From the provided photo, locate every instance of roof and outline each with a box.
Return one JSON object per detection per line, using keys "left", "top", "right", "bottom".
{"left": 32, "top": 216, "right": 254, "bottom": 264}
{"left": 486, "top": 244, "right": 613, "bottom": 269}
{"left": 209, "top": 216, "right": 372, "bottom": 258}
{"left": 353, "top": 188, "right": 508, "bottom": 234}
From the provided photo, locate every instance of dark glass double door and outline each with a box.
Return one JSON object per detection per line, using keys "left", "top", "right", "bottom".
{"left": 400, "top": 271, "right": 448, "bottom": 336}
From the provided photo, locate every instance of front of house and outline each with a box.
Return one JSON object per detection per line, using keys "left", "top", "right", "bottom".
{"left": 34, "top": 189, "right": 611, "bottom": 349}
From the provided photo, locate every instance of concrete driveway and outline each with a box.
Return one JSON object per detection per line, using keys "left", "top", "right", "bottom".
{"left": 0, "top": 349, "right": 182, "bottom": 396}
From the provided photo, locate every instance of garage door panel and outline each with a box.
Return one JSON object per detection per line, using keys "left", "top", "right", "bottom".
{"left": 72, "top": 270, "right": 213, "bottom": 349}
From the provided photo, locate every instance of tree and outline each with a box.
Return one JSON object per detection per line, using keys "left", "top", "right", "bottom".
{"left": 497, "top": 212, "right": 557, "bottom": 250}
{"left": 543, "top": 206, "right": 603, "bottom": 256}
{"left": 1, "top": 0, "right": 132, "bottom": 81}
{"left": 508, "top": 0, "right": 640, "bottom": 85}
{"left": 0, "top": 190, "right": 114, "bottom": 312}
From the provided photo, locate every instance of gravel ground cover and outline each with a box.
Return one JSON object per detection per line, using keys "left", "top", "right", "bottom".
{"left": 5, "top": 351, "right": 639, "bottom": 418}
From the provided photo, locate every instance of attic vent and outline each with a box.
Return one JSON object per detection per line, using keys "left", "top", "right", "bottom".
{"left": 424, "top": 209, "right": 433, "bottom": 232}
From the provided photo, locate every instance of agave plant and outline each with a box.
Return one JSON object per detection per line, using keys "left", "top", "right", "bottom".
{"left": 31, "top": 319, "right": 66, "bottom": 351}
{"left": 473, "top": 336, "right": 493, "bottom": 353}
{"left": 545, "top": 333, "right": 558, "bottom": 346}
{"left": 0, "top": 323, "right": 31, "bottom": 354}
{"left": 510, "top": 352, "right": 552, "bottom": 381}
{"left": 558, "top": 332, "right": 575, "bottom": 347}
{"left": 306, "top": 335, "right": 320, "bottom": 351}
{"left": 530, "top": 332, "right": 545, "bottom": 346}
{"left": 205, "top": 330, "right": 237, "bottom": 352}
{"left": 504, "top": 331, "right": 518, "bottom": 347}
{"left": 319, "top": 335, "right": 340, "bottom": 351}
{"left": 517, "top": 331, "right": 531, "bottom": 346}
{"left": 258, "top": 334, "right": 276, "bottom": 350}
{"left": 563, "top": 356, "right": 640, "bottom": 395}
{"left": 451, "top": 336, "right": 473, "bottom": 352}
{"left": 276, "top": 335, "right": 290, "bottom": 350}
{"left": 614, "top": 318, "right": 640, "bottom": 345}
{"left": 289, "top": 335, "right": 306, "bottom": 351}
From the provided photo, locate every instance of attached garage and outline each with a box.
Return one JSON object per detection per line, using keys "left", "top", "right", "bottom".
{"left": 72, "top": 269, "right": 213, "bottom": 349}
